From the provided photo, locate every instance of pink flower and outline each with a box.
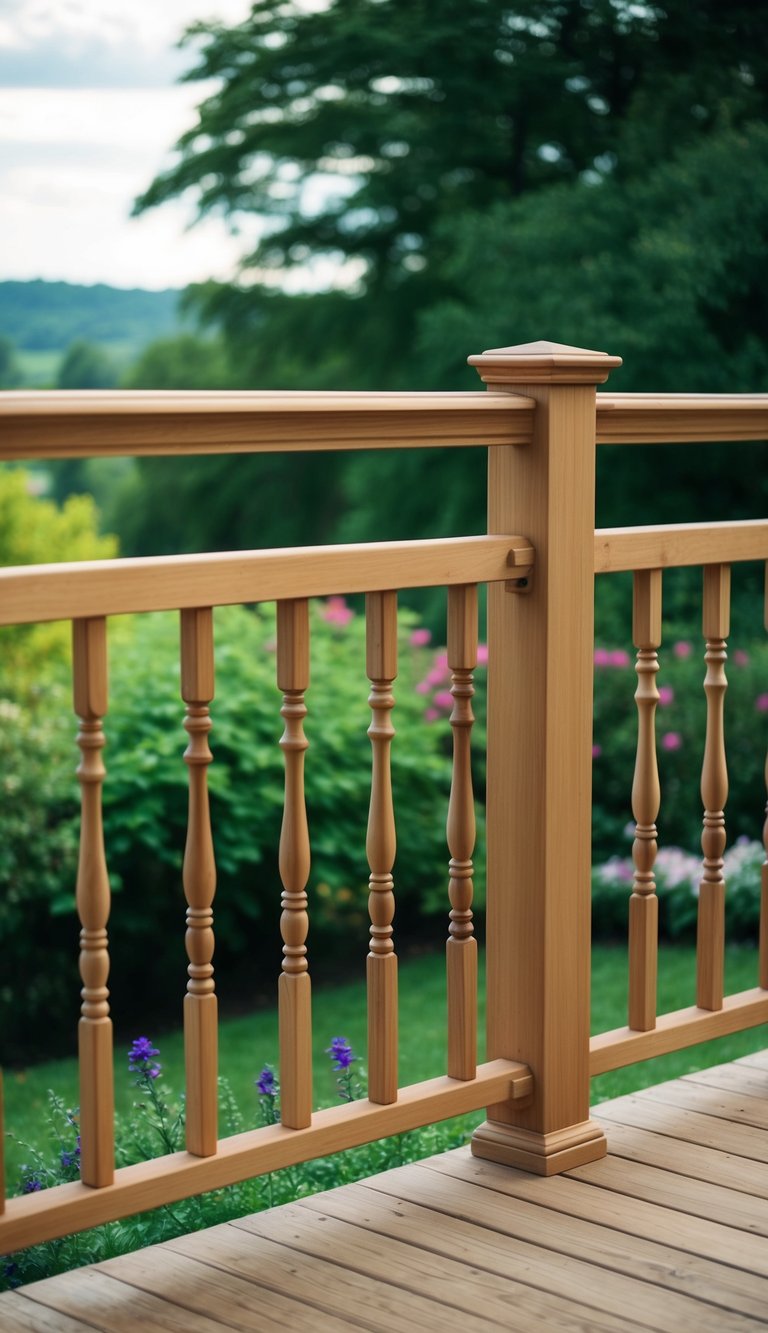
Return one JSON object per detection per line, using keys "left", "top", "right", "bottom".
{"left": 658, "top": 685, "right": 674, "bottom": 706}
{"left": 424, "top": 708, "right": 439, "bottom": 722}
{"left": 410, "top": 628, "right": 431, "bottom": 648}
{"left": 756, "top": 693, "right": 768, "bottom": 713}
{"left": 673, "top": 641, "right": 692, "bottom": 660}
{"left": 426, "top": 665, "right": 448, "bottom": 687}
{"left": 433, "top": 690, "right": 453, "bottom": 711}
{"left": 733, "top": 650, "right": 749, "bottom": 667}
{"left": 662, "top": 731, "right": 682, "bottom": 751}
{"left": 415, "top": 680, "right": 431, "bottom": 695}
{"left": 434, "top": 651, "right": 449, "bottom": 670}
{"left": 477, "top": 644, "right": 489, "bottom": 666}
{"left": 322, "top": 595, "right": 353, "bottom": 626}
{"left": 594, "top": 648, "right": 611, "bottom": 667}
{"left": 609, "top": 649, "right": 631, "bottom": 668}
{"left": 592, "top": 744, "right": 602, "bottom": 759}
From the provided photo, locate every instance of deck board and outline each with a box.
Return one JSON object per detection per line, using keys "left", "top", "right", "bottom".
{"left": 2, "top": 1054, "right": 768, "bottom": 1332}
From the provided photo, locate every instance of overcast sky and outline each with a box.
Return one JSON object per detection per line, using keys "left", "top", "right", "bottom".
{"left": 0, "top": 0, "right": 256, "bottom": 289}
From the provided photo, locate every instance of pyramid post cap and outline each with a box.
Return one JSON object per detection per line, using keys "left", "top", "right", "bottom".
{"left": 468, "top": 340, "right": 622, "bottom": 385}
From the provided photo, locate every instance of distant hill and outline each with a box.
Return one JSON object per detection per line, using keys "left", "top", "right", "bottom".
{"left": 0, "top": 280, "right": 185, "bottom": 353}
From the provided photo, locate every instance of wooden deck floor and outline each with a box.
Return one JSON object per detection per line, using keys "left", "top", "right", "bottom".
{"left": 2, "top": 1049, "right": 767, "bottom": 1332}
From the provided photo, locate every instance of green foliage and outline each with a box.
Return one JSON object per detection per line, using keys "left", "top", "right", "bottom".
{"left": 0, "top": 600, "right": 457, "bottom": 1056}
{"left": 0, "top": 470, "right": 118, "bottom": 687}
{"left": 0, "top": 281, "right": 181, "bottom": 353}
{"left": 122, "top": 334, "right": 233, "bottom": 390}
{"left": 56, "top": 340, "right": 118, "bottom": 390}
{"left": 591, "top": 631, "right": 768, "bottom": 860}
{"left": 0, "top": 335, "right": 20, "bottom": 389}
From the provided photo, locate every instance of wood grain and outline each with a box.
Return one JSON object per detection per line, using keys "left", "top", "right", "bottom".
{"left": 0, "top": 1059, "right": 531, "bottom": 1253}
{"left": 594, "top": 520, "right": 768, "bottom": 573}
{"left": 590, "top": 987, "right": 768, "bottom": 1073}
{"left": 0, "top": 535, "right": 534, "bottom": 626}
{"left": 365, "top": 591, "right": 398, "bottom": 1106}
{"left": 72, "top": 616, "right": 114, "bottom": 1189}
{"left": 697, "top": 564, "right": 730, "bottom": 1010}
{"left": 596, "top": 393, "right": 768, "bottom": 442}
{"left": 180, "top": 608, "right": 218, "bottom": 1158}
{"left": 446, "top": 584, "right": 478, "bottom": 1081}
{"left": 276, "top": 598, "right": 312, "bottom": 1130}
{"left": 628, "top": 569, "right": 661, "bottom": 1031}
{"left": 0, "top": 390, "right": 535, "bottom": 459}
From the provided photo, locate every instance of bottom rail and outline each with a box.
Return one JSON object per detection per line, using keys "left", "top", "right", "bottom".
{"left": 0, "top": 1059, "right": 531, "bottom": 1253}
{"left": 590, "top": 986, "right": 768, "bottom": 1075}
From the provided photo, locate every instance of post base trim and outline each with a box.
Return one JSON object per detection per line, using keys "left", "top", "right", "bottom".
{"left": 471, "top": 1116, "right": 607, "bottom": 1176}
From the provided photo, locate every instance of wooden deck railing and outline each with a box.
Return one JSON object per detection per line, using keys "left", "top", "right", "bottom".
{"left": 0, "top": 339, "right": 766, "bottom": 1254}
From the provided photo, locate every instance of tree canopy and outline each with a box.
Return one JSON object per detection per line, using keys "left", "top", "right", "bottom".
{"left": 127, "top": 0, "right": 768, "bottom": 578}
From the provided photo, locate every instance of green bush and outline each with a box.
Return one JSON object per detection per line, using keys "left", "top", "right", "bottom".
{"left": 592, "top": 837, "right": 764, "bottom": 942}
{"left": 591, "top": 634, "right": 768, "bottom": 860}
{"left": 0, "top": 601, "right": 465, "bottom": 1057}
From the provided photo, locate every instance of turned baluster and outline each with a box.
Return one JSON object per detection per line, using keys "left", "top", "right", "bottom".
{"left": 697, "top": 564, "right": 730, "bottom": 1011}
{"left": 180, "top": 607, "right": 218, "bottom": 1157}
{"left": 366, "top": 590, "right": 398, "bottom": 1105}
{"left": 446, "top": 584, "right": 478, "bottom": 1079}
{"left": 73, "top": 616, "right": 114, "bottom": 1187}
{"left": 628, "top": 569, "right": 662, "bottom": 1031}
{"left": 761, "top": 563, "right": 768, "bottom": 991}
{"left": 277, "top": 598, "right": 312, "bottom": 1129}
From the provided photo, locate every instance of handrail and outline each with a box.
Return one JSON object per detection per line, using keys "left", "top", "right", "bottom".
{"left": 0, "top": 535, "right": 535, "bottom": 625}
{"left": 0, "top": 390, "right": 535, "bottom": 457}
{"left": 596, "top": 393, "right": 768, "bottom": 443}
{"left": 595, "top": 519, "right": 768, "bottom": 572}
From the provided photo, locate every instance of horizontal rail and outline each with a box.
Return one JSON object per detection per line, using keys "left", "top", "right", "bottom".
{"left": 590, "top": 988, "right": 768, "bottom": 1075}
{"left": 594, "top": 520, "right": 768, "bottom": 573}
{"left": 0, "top": 535, "right": 535, "bottom": 626}
{"left": 0, "top": 1059, "right": 532, "bottom": 1251}
{"left": 0, "top": 390, "right": 535, "bottom": 458}
{"left": 596, "top": 394, "right": 768, "bottom": 443}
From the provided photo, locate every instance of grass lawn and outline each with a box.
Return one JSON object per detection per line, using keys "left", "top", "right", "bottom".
{"left": 4, "top": 942, "right": 765, "bottom": 1187}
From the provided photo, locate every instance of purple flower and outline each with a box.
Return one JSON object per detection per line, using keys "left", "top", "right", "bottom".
{"left": 255, "top": 1066, "right": 277, "bottom": 1097}
{"left": 477, "top": 644, "right": 489, "bottom": 666}
{"left": 415, "top": 680, "right": 431, "bottom": 695}
{"left": 322, "top": 595, "right": 353, "bottom": 626}
{"left": 662, "top": 731, "right": 682, "bottom": 751}
{"left": 22, "top": 1175, "right": 43, "bottom": 1193}
{"left": 733, "top": 649, "right": 749, "bottom": 667}
{"left": 756, "top": 693, "right": 768, "bottom": 714}
{"left": 409, "top": 628, "right": 431, "bottom": 647}
{"left": 433, "top": 689, "right": 453, "bottom": 711}
{"left": 424, "top": 707, "right": 439, "bottom": 722}
{"left": 128, "top": 1036, "right": 162, "bottom": 1081}
{"left": 592, "top": 744, "right": 602, "bottom": 759}
{"left": 609, "top": 649, "right": 630, "bottom": 667}
{"left": 594, "top": 648, "right": 610, "bottom": 667}
{"left": 673, "top": 640, "right": 692, "bottom": 660}
{"left": 326, "top": 1037, "right": 356, "bottom": 1071}
{"left": 658, "top": 685, "right": 674, "bottom": 706}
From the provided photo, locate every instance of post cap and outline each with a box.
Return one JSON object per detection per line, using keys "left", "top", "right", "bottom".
{"left": 468, "top": 340, "right": 622, "bottom": 386}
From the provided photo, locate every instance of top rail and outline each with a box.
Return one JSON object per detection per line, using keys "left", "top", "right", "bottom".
{"left": 0, "top": 390, "right": 535, "bottom": 458}
{"left": 596, "top": 394, "right": 768, "bottom": 443}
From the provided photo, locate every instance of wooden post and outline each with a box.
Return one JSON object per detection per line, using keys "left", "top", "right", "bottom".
{"left": 366, "top": 590, "right": 398, "bottom": 1105}
{"left": 180, "top": 607, "right": 218, "bottom": 1157}
{"left": 73, "top": 616, "right": 114, "bottom": 1188}
{"left": 628, "top": 569, "right": 662, "bottom": 1031}
{"left": 276, "top": 598, "right": 313, "bottom": 1129}
{"left": 446, "top": 584, "right": 478, "bottom": 1080}
{"left": 469, "top": 340, "right": 621, "bottom": 1176}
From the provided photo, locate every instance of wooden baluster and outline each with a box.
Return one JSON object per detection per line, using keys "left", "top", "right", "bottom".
{"left": 180, "top": 608, "right": 218, "bottom": 1157}
{"left": 73, "top": 616, "right": 114, "bottom": 1187}
{"left": 366, "top": 590, "right": 398, "bottom": 1105}
{"left": 446, "top": 584, "right": 478, "bottom": 1079}
{"left": 277, "top": 598, "right": 312, "bottom": 1129}
{"left": 761, "top": 562, "right": 768, "bottom": 991}
{"left": 697, "top": 564, "right": 730, "bottom": 1011}
{"left": 628, "top": 569, "right": 662, "bottom": 1031}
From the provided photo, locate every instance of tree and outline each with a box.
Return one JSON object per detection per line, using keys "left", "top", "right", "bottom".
{"left": 137, "top": 0, "right": 767, "bottom": 386}
{"left": 0, "top": 335, "right": 20, "bottom": 388}
{"left": 57, "top": 339, "right": 118, "bottom": 390}
{"left": 126, "top": 1, "right": 768, "bottom": 591}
